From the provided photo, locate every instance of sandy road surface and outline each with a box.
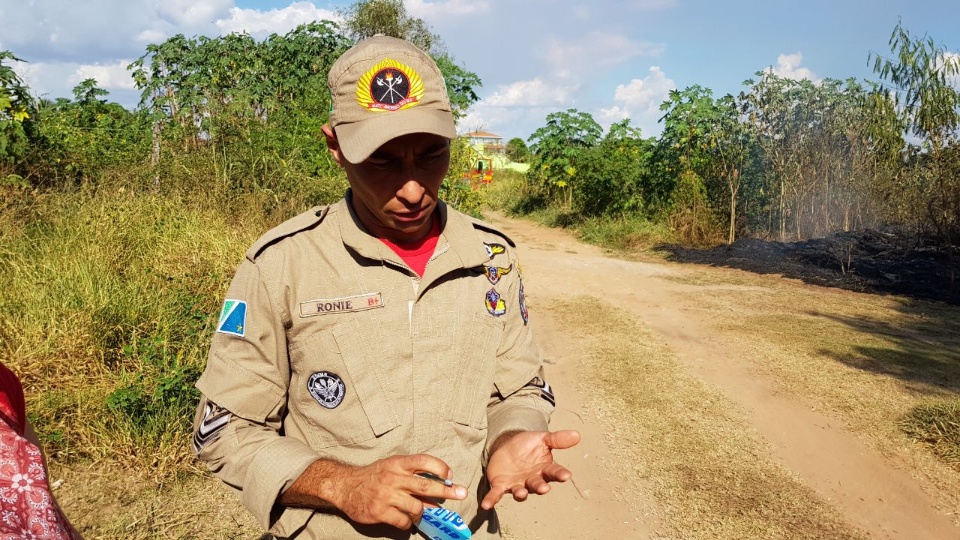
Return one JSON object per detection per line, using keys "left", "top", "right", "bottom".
{"left": 489, "top": 213, "right": 958, "bottom": 540}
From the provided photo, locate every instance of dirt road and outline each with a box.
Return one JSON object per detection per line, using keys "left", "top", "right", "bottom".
{"left": 489, "top": 213, "right": 959, "bottom": 540}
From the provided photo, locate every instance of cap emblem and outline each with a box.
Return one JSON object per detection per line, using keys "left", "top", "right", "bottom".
{"left": 356, "top": 58, "right": 425, "bottom": 112}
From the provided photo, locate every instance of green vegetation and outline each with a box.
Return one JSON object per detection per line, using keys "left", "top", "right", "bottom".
{"left": 0, "top": 4, "right": 958, "bottom": 525}
{"left": 0, "top": 0, "right": 482, "bottom": 479}
{"left": 1, "top": 188, "right": 259, "bottom": 474}
{"left": 489, "top": 22, "right": 960, "bottom": 255}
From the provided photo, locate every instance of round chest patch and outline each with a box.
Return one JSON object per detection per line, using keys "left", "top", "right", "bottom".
{"left": 307, "top": 371, "right": 346, "bottom": 409}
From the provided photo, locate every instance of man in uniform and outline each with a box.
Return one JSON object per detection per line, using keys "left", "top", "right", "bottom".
{"left": 192, "top": 35, "right": 580, "bottom": 539}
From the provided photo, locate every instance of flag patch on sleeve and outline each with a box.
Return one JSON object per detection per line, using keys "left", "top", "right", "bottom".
{"left": 217, "top": 299, "right": 247, "bottom": 337}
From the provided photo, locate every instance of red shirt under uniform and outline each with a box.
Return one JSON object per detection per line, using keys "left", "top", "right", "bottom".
{"left": 0, "top": 362, "right": 78, "bottom": 540}
{"left": 378, "top": 217, "right": 442, "bottom": 277}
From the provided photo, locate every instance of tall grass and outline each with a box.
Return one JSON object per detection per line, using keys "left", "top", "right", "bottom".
{"left": 0, "top": 185, "right": 263, "bottom": 476}
{"left": 483, "top": 168, "right": 677, "bottom": 252}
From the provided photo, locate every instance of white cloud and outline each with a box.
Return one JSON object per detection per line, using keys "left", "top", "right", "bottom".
{"left": 460, "top": 77, "right": 578, "bottom": 139}
{"left": 766, "top": 52, "right": 818, "bottom": 82}
{"left": 157, "top": 0, "right": 233, "bottom": 28}
{"left": 70, "top": 61, "right": 137, "bottom": 91}
{"left": 215, "top": 2, "right": 339, "bottom": 38}
{"left": 598, "top": 65, "right": 675, "bottom": 136}
{"left": 483, "top": 78, "right": 576, "bottom": 108}
{"left": 135, "top": 30, "right": 167, "bottom": 44}
{"left": 458, "top": 104, "right": 556, "bottom": 141}
{"left": 543, "top": 31, "right": 663, "bottom": 73}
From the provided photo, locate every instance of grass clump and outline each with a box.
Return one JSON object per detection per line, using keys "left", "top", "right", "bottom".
{"left": 576, "top": 215, "right": 676, "bottom": 252}
{"left": 0, "top": 187, "right": 257, "bottom": 476}
{"left": 902, "top": 399, "right": 960, "bottom": 467}
{"left": 481, "top": 169, "right": 675, "bottom": 253}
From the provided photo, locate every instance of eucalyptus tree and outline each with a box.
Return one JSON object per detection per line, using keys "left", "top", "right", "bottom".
{"left": 870, "top": 21, "right": 960, "bottom": 244}
{"left": 740, "top": 73, "right": 898, "bottom": 239}
{"left": 740, "top": 72, "right": 793, "bottom": 239}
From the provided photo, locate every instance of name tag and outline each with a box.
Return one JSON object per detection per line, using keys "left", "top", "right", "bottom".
{"left": 299, "top": 292, "right": 384, "bottom": 318}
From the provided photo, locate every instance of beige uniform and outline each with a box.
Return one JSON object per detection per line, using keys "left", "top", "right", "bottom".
{"left": 193, "top": 194, "right": 554, "bottom": 539}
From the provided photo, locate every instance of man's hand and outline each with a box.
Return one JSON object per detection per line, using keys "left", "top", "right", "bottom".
{"left": 480, "top": 429, "right": 581, "bottom": 510}
{"left": 281, "top": 454, "right": 467, "bottom": 531}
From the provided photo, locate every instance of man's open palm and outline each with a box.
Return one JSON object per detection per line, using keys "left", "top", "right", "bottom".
{"left": 481, "top": 430, "right": 581, "bottom": 510}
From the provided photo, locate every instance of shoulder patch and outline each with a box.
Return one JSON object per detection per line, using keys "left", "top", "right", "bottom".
{"left": 470, "top": 219, "right": 516, "bottom": 248}
{"left": 245, "top": 205, "right": 329, "bottom": 262}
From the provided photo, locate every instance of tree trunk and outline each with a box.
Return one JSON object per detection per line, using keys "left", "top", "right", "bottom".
{"left": 151, "top": 120, "right": 161, "bottom": 189}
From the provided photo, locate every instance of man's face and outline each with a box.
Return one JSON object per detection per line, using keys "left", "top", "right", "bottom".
{"left": 328, "top": 128, "right": 451, "bottom": 244}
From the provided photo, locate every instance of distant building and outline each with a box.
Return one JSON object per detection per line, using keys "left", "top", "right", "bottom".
{"left": 458, "top": 130, "right": 529, "bottom": 182}
{"left": 462, "top": 130, "right": 505, "bottom": 155}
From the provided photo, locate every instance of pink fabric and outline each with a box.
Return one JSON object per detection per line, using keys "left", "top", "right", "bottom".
{"left": 0, "top": 363, "right": 77, "bottom": 540}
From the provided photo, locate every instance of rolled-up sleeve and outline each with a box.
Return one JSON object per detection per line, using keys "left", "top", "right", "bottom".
{"left": 193, "top": 259, "right": 317, "bottom": 530}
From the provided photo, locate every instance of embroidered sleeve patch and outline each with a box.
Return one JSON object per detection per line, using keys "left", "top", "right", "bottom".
{"left": 217, "top": 299, "right": 247, "bottom": 337}
{"left": 485, "top": 289, "right": 507, "bottom": 316}
{"left": 525, "top": 376, "right": 555, "bottom": 406}
{"left": 193, "top": 401, "right": 232, "bottom": 454}
{"left": 483, "top": 264, "right": 513, "bottom": 285}
{"left": 519, "top": 277, "right": 529, "bottom": 325}
{"left": 484, "top": 242, "right": 506, "bottom": 259}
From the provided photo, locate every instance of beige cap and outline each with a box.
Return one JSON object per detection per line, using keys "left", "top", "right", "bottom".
{"left": 328, "top": 35, "right": 457, "bottom": 164}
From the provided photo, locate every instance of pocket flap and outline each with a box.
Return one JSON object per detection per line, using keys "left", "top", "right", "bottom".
{"left": 332, "top": 320, "right": 401, "bottom": 437}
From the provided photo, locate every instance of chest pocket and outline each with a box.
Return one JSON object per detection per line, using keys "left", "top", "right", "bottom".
{"left": 442, "top": 313, "right": 503, "bottom": 429}
{"left": 288, "top": 318, "right": 402, "bottom": 448}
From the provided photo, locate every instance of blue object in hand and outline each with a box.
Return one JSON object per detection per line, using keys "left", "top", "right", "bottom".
{"left": 416, "top": 506, "right": 472, "bottom": 540}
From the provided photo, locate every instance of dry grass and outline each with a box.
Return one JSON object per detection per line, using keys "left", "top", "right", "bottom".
{"left": 659, "top": 264, "right": 960, "bottom": 513}
{"left": 50, "top": 462, "right": 258, "bottom": 539}
{"left": 548, "top": 296, "right": 865, "bottom": 540}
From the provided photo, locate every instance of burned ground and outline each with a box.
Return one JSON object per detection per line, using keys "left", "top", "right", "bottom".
{"left": 661, "top": 228, "right": 960, "bottom": 305}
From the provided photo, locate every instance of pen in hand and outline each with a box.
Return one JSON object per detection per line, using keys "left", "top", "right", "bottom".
{"left": 416, "top": 471, "right": 454, "bottom": 487}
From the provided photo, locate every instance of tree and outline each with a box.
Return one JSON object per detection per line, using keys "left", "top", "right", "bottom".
{"left": 432, "top": 53, "right": 481, "bottom": 119}
{"left": 575, "top": 119, "right": 655, "bottom": 217}
{"left": 0, "top": 51, "right": 33, "bottom": 176}
{"left": 870, "top": 21, "right": 960, "bottom": 245}
{"left": 340, "top": 0, "right": 438, "bottom": 53}
{"left": 527, "top": 109, "right": 602, "bottom": 209}
{"left": 505, "top": 137, "right": 530, "bottom": 163}
{"left": 659, "top": 86, "right": 754, "bottom": 243}
{"left": 72, "top": 78, "right": 109, "bottom": 127}
{"left": 128, "top": 22, "right": 351, "bottom": 189}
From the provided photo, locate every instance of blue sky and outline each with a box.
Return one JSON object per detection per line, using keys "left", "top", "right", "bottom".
{"left": 1, "top": 0, "right": 957, "bottom": 141}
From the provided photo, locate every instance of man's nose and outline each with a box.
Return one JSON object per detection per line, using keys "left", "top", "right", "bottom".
{"left": 397, "top": 178, "right": 426, "bottom": 204}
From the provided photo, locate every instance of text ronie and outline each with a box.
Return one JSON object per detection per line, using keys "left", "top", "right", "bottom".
{"left": 299, "top": 292, "right": 384, "bottom": 318}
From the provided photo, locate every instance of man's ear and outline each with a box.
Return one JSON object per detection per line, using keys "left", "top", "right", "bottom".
{"left": 322, "top": 124, "right": 344, "bottom": 168}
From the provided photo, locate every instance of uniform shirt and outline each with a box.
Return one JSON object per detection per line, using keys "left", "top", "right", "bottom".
{"left": 193, "top": 194, "right": 554, "bottom": 539}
